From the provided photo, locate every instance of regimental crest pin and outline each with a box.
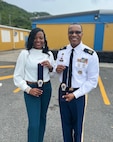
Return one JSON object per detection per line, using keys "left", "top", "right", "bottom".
{"left": 59, "top": 53, "right": 64, "bottom": 62}
{"left": 78, "top": 70, "right": 82, "bottom": 74}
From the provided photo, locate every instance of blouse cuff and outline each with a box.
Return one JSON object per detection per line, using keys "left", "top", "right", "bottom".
{"left": 25, "top": 86, "right": 32, "bottom": 94}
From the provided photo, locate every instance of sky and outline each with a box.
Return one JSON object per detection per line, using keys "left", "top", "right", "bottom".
{"left": 3, "top": 0, "right": 113, "bottom": 15}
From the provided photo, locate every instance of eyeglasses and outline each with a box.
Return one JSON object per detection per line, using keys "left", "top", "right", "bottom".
{"left": 68, "top": 31, "right": 82, "bottom": 35}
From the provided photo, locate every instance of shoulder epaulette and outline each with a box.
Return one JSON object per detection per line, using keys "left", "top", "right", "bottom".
{"left": 60, "top": 46, "right": 67, "bottom": 50}
{"left": 83, "top": 48, "right": 94, "bottom": 55}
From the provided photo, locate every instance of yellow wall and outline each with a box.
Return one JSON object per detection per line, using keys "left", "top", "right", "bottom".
{"left": 0, "top": 25, "right": 30, "bottom": 51}
{"left": 37, "top": 23, "right": 95, "bottom": 50}
{"left": 12, "top": 30, "right": 25, "bottom": 49}
{"left": 82, "top": 24, "right": 95, "bottom": 49}
{"left": 103, "top": 24, "right": 113, "bottom": 51}
{"left": 37, "top": 24, "right": 69, "bottom": 50}
{"left": 0, "top": 27, "right": 13, "bottom": 50}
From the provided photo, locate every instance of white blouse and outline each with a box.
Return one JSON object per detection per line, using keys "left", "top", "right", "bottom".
{"left": 13, "top": 48, "right": 55, "bottom": 92}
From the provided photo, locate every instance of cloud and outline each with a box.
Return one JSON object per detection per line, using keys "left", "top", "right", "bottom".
{"left": 91, "top": 0, "right": 98, "bottom": 4}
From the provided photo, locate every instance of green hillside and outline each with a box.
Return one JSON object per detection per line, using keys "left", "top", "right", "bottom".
{"left": 0, "top": 0, "right": 51, "bottom": 29}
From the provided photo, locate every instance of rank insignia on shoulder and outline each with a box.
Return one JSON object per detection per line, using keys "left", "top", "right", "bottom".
{"left": 60, "top": 46, "right": 67, "bottom": 50}
{"left": 83, "top": 48, "right": 94, "bottom": 55}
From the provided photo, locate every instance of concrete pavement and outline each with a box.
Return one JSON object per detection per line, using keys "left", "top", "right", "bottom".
{"left": 0, "top": 49, "right": 113, "bottom": 142}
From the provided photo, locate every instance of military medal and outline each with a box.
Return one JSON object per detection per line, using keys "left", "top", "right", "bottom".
{"left": 78, "top": 70, "right": 82, "bottom": 74}
{"left": 37, "top": 79, "right": 43, "bottom": 87}
{"left": 61, "top": 83, "right": 66, "bottom": 91}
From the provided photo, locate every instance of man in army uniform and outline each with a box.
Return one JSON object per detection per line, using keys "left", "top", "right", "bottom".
{"left": 55, "top": 23, "right": 99, "bottom": 142}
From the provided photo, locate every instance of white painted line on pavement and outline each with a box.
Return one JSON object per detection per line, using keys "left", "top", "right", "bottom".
{"left": 0, "top": 83, "right": 2, "bottom": 87}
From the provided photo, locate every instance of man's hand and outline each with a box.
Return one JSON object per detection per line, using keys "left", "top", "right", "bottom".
{"left": 56, "top": 65, "right": 65, "bottom": 73}
{"left": 62, "top": 92, "right": 75, "bottom": 102}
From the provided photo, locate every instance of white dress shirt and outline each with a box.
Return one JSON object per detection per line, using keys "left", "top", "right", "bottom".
{"left": 14, "top": 48, "right": 55, "bottom": 92}
{"left": 55, "top": 42, "right": 99, "bottom": 99}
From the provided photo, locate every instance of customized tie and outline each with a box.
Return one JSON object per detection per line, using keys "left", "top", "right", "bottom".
{"left": 37, "top": 63, "right": 43, "bottom": 89}
{"left": 61, "top": 66, "right": 68, "bottom": 92}
{"left": 68, "top": 48, "right": 74, "bottom": 88}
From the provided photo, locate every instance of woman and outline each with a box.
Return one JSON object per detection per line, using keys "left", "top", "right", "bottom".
{"left": 13, "top": 28, "right": 55, "bottom": 142}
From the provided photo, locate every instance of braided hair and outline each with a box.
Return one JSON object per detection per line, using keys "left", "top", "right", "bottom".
{"left": 26, "top": 27, "right": 49, "bottom": 55}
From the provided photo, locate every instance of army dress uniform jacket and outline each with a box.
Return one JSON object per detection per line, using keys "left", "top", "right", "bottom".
{"left": 55, "top": 42, "right": 99, "bottom": 99}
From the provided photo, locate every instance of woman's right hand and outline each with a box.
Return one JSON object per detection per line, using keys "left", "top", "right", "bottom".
{"left": 29, "top": 88, "right": 43, "bottom": 97}
{"left": 56, "top": 65, "right": 66, "bottom": 73}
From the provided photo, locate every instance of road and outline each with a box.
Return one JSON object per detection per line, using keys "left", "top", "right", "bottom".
{"left": 0, "top": 49, "right": 113, "bottom": 142}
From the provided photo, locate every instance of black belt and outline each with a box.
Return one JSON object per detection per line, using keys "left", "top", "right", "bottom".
{"left": 26, "top": 80, "right": 50, "bottom": 85}
{"left": 60, "top": 83, "right": 79, "bottom": 92}
{"left": 66, "top": 87, "right": 79, "bottom": 92}
{"left": 65, "top": 87, "right": 79, "bottom": 93}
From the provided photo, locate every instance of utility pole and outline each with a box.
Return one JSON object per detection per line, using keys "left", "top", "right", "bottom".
{"left": 9, "top": 14, "right": 11, "bottom": 26}
{"left": 0, "top": 13, "right": 1, "bottom": 24}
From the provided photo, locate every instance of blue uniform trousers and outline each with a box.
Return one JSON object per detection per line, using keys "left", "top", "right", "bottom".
{"left": 24, "top": 81, "right": 52, "bottom": 142}
{"left": 59, "top": 87, "right": 85, "bottom": 142}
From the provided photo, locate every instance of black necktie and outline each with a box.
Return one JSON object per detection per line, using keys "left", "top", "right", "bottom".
{"left": 68, "top": 48, "right": 74, "bottom": 88}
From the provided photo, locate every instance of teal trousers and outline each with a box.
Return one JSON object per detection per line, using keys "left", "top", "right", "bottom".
{"left": 24, "top": 81, "right": 52, "bottom": 142}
